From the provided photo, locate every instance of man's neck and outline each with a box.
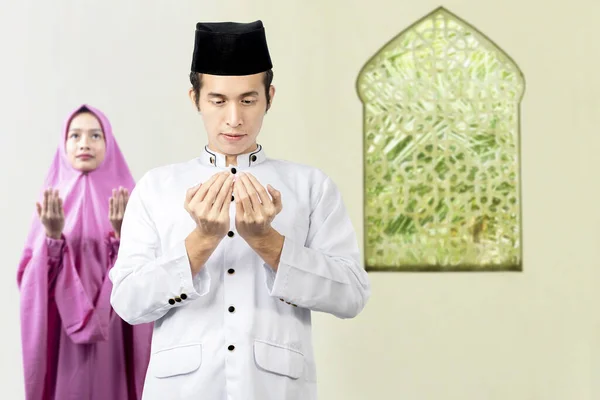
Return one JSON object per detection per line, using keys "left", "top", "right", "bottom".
{"left": 226, "top": 154, "right": 238, "bottom": 166}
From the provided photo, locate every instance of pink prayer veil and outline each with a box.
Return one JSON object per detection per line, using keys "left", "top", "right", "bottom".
{"left": 16, "top": 105, "right": 147, "bottom": 400}
{"left": 18, "top": 104, "right": 135, "bottom": 284}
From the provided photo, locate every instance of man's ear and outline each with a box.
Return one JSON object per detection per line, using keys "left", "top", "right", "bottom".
{"left": 266, "top": 85, "right": 276, "bottom": 113}
{"left": 188, "top": 87, "right": 200, "bottom": 111}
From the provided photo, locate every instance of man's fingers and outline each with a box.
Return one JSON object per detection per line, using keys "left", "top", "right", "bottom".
{"left": 36, "top": 202, "right": 42, "bottom": 218}
{"left": 200, "top": 171, "right": 230, "bottom": 205}
{"left": 234, "top": 184, "right": 245, "bottom": 217}
{"left": 267, "top": 185, "right": 282, "bottom": 211}
{"left": 238, "top": 174, "right": 261, "bottom": 210}
{"left": 221, "top": 184, "right": 234, "bottom": 218}
{"left": 213, "top": 174, "right": 234, "bottom": 212}
{"left": 185, "top": 183, "right": 202, "bottom": 205}
{"left": 235, "top": 176, "right": 254, "bottom": 214}
{"left": 245, "top": 174, "right": 271, "bottom": 205}
{"left": 191, "top": 171, "right": 227, "bottom": 205}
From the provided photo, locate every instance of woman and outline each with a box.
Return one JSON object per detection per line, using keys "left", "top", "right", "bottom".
{"left": 17, "top": 104, "right": 152, "bottom": 400}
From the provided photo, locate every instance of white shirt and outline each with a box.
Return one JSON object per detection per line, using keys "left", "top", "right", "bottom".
{"left": 109, "top": 145, "right": 371, "bottom": 400}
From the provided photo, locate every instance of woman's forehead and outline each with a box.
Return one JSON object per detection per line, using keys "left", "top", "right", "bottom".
{"left": 69, "top": 112, "right": 103, "bottom": 130}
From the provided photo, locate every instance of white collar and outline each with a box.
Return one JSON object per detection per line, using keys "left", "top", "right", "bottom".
{"left": 200, "top": 144, "right": 267, "bottom": 169}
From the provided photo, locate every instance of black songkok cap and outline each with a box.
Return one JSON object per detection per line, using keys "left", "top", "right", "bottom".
{"left": 191, "top": 20, "right": 273, "bottom": 75}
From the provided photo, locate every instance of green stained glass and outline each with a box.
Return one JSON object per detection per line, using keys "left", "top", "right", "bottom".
{"left": 357, "top": 7, "right": 525, "bottom": 271}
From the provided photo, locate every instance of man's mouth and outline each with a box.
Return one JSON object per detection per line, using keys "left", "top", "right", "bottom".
{"left": 222, "top": 133, "right": 246, "bottom": 141}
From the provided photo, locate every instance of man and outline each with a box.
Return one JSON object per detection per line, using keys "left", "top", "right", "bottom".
{"left": 109, "top": 20, "right": 370, "bottom": 400}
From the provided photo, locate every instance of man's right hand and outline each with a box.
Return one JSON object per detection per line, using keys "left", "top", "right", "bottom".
{"left": 184, "top": 170, "right": 235, "bottom": 240}
{"left": 183, "top": 171, "right": 234, "bottom": 275}
{"left": 36, "top": 188, "right": 65, "bottom": 240}
{"left": 184, "top": 170, "right": 233, "bottom": 276}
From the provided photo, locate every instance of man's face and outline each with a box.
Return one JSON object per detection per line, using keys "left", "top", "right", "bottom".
{"left": 191, "top": 72, "right": 275, "bottom": 156}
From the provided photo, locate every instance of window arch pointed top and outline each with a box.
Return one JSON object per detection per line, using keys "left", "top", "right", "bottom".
{"left": 357, "top": 7, "right": 526, "bottom": 271}
{"left": 356, "top": 6, "right": 525, "bottom": 105}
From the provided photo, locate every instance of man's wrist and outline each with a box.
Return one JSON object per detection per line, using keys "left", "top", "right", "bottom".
{"left": 245, "top": 227, "right": 278, "bottom": 246}
{"left": 185, "top": 228, "right": 222, "bottom": 275}
{"left": 245, "top": 228, "right": 284, "bottom": 271}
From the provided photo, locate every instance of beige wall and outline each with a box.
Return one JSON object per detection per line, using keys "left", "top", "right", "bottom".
{"left": 1, "top": 0, "right": 599, "bottom": 398}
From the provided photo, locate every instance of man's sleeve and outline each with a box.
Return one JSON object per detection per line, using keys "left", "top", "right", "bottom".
{"left": 109, "top": 172, "right": 211, "bottom": 325}
{"left": 264, "top": 176, "right": 371, "bottom": 319}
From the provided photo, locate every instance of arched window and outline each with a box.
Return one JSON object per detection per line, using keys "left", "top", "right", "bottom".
{"left": 357, "top": 7, "right": 525, "bottom": 271}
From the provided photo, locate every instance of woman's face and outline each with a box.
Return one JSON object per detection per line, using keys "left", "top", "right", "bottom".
{"left": 65, "top": 112, "right": 106, "bottom": 172}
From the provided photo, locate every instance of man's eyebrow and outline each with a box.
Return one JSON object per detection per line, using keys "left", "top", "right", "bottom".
{"left": 207, "top": 91, "right": 259, "bottom": 98}
{"left": 240, "top": 91, "right": 259, "bottom": 97}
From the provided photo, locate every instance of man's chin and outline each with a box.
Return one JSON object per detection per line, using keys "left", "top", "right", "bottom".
{"left": 217, "top": 138, "right": 255, "bottom": 154}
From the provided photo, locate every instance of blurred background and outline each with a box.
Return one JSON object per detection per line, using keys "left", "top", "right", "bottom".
{"left": 1, "top": 0, "right": 599, "bottom": 399}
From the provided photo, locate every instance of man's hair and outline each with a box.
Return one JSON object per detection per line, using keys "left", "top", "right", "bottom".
{"left": 189, "top": 70, "right": 274, "bottom": 112}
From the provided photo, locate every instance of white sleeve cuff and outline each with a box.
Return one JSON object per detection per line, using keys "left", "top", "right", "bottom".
{"left": 264, "top": 236, "right": 296, "bottom": 299}
{"left": 163, "top": 240, "right": 211, "bottom": 306}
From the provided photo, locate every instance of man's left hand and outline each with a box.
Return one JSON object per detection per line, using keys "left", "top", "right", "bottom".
{"left": 234, "top": 173, "right": 282, "bottom": 240}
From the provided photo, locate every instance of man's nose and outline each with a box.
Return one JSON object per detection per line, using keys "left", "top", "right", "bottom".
{"left": 226, "top": 104, "right": 243, "bottom": 128}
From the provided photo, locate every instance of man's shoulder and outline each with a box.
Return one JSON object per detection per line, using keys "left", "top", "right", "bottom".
{"left": 266, "top": 158, "right": 344, "bottom": 206}
{"left": 137, "top": 158, "right": 202, "bottom": 188}
{"left": 266, "top": 158, "right": 329, "bottom": 184}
